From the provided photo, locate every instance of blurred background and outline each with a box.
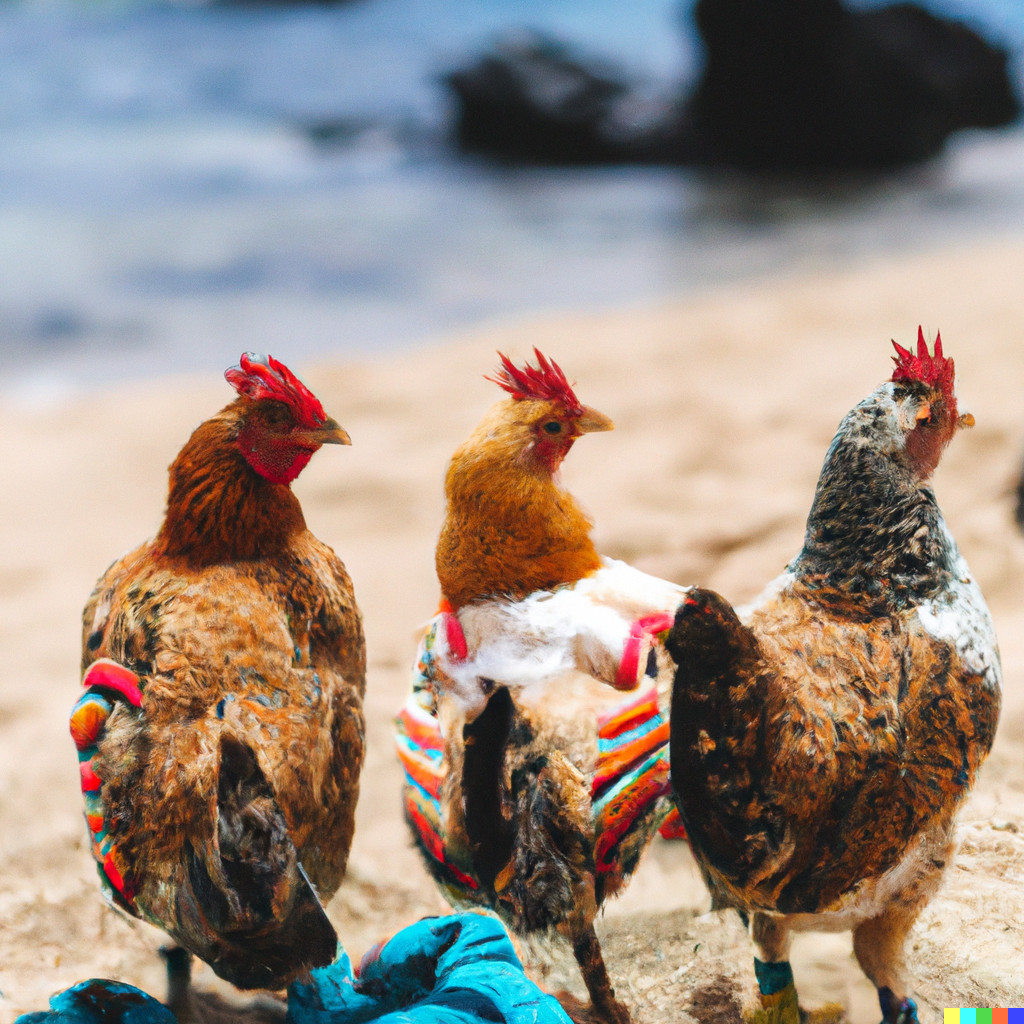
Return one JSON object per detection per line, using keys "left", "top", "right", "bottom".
{"left": 3, "top": 3, "right": 1024, "bottom": 1018}
{"left": 1, "top": 0, "right": 1022, "bottom": 402}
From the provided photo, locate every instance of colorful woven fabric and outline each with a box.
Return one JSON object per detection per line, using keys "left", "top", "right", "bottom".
{"left": 396, "top": 687, "right": 482, "bottom": 905}
{"left": 592, "top": 683, "right": 678, "bottom": 875}
{"left": 397, "top": 613, "right": 686, "bottom": 900}
{"left": 69, "top": 659, "right": 144, "bottom": 911}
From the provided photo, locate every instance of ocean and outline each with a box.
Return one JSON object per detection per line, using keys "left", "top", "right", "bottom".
{"left": 1, "top": 0, "right": 1023, "bottom": 397}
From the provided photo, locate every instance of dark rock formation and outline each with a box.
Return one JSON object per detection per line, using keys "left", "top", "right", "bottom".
{"left": 684, "top": 0, "right": 1021, "bottom": 170}
{"left": 445, "top": 1, "right": 1020, "bottom": 170}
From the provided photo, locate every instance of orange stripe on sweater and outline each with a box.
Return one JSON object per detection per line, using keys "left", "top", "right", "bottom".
{"left": 70, "top": 699, "right": 111, "bottom": 751}
{"left": 397, "top": 706, "right": 444, "bottom": 752}
{"left": 595, "top": 762, "right": 672, "bottom": 870}
{"left": 396, "top": 744, "right": 444, "bottom": 799}
{"left": 592, "top": 722, "right": 669, "bottom": 794}
{"left": 598, "top": 687, "right": 660, "bottom": 740}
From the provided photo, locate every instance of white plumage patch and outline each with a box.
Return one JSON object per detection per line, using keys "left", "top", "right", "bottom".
{"left": 434, "top": 558, "right": 689, "bottom": 717}
{"left": 914, "top": 522, "right": 1001, "bottom": 692}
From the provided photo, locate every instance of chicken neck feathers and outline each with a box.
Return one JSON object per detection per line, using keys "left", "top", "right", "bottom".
{"left": 791, "top": 390, "right": 959, "bottom": 612}
{"left": 156, "top": 402, "right": 307, "bottom": 565}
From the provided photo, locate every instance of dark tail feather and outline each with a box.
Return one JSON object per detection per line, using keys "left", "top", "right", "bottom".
{"left": 462, "top": 686, "right": 516, "bottom": 888}
{"left": 667, "top": 589, "right": 777, "bottom": 888}
{"left": 462, "top": 687, "right": 596, "bottom": 933}
{"left": 176, "top": 734, "right": 337, "bottom": 990}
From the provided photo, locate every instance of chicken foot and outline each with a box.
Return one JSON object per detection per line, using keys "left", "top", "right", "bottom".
{"left": 749, "top": 914, "right": 799, "bottom": 1024}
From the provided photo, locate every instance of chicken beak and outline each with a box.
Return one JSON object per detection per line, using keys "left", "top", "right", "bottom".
{"left": 576, "top": 406, "right": 614, "bottom": 434}
{"left": 304, "top": 417, "right": 352, "bottom": 446}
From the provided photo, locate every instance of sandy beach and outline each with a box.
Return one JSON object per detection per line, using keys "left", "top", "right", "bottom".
{"left": 2, "top": 238, "right": 1024, "bottom": 1023}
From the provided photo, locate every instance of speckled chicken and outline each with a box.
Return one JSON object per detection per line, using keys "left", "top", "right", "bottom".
{"left": 70, "top": 354, "right": 365, "bottom": 992}
{"left": 666, "top": 331, "right": 1000, "bottom": 1024}
{"left": 397, "top": 351, "right": 689, "bottom": 1024}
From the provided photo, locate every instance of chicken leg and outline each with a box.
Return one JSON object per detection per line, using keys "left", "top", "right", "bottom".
{"left": 853, "top": 905, "right": 923, "bottom": 1024}
{"left": 571, "top": 924, "right": 631, "bottom": 1024}
{"left": 750, "top": 914, "right": 845, "bottom": 1024}
{"left": 750, "top": 913, "right": 799, "bottom": 1024}
{"left": 160, "top": 946, "right": 196, "bottom": 1023}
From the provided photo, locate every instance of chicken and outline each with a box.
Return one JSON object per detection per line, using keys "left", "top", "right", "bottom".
{"left": 70, "top": 354, "right": 365, "bottom": 993}
{"left": 666, "top": 331, "right": 1000, "bottom": 1024}
{"left": 396, "top": 350, "right": 689, "bottom": 1024}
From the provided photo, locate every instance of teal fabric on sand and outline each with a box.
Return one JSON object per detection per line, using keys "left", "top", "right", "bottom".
{"left": 14, "top": 980, "right": 176, "bottom": 1024}
{"left": 288, "top": 913, "right": 571, "bottom": 1024}
{"left": 15, "top": 914, "right": 570, "bottom": 1024}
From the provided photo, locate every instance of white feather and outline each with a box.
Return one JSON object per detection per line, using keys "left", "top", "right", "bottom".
{"left": 435, "top": 558, "right": 688, "bottom": 716}
{"left": 914, "top": 522, "right": 1001, "bottom": 692}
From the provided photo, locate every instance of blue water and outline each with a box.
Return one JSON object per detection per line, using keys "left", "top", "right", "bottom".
{"left": 1, "top": 0, "right": 1023, "bottom": 396}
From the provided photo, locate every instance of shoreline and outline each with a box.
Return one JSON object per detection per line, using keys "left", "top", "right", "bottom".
{"left": 7, "top": 122, "right": 1024, "bottom": 404}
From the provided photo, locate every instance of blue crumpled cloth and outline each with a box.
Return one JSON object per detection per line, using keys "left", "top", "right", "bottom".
{"left": 14, "top": 979, "right": 176, "bottom": 1024}
{"left": 288, "top": 913, "right": 570, "bottom": 1024}
{"left": 15, "top": 914, "right": 571, "bottom": 1024}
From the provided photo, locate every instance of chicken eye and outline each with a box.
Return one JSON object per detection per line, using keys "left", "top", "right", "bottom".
{"left": 543, "top": 421, "right": 563, "bottom": 435}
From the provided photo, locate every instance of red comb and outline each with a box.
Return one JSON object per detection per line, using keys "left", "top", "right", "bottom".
{"left": 485, "top": 348, "right": 585, "bottom": 417}
{"left": 224, "top": 353, "right": 326, "bottom": 428}
{"left": 891, "top": 328, "right": 955, "bottom": 400}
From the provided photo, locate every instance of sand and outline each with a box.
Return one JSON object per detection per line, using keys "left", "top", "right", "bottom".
{"left": 2, "top": 238, "right": 1024, "bottom": 1023}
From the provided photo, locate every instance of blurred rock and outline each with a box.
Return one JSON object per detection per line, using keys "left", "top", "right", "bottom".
{"left": 445, "top": 1, "right": 1020, "bottom": 170}
{"left": 685, "top": 0, "right": 1021, "bottom": 170}
{"left": 446, "top": 33, "right": 674, "bottom": 165}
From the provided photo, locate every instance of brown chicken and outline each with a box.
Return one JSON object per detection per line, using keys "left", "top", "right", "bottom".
{"left": 70, "top": 354, "right": 365, "bottom": 992}
{"left": 398, "top": 350, "right": 689, "bottom": 1024}
{"left": 667, "top": 331, "right": 1000, "bottom": 1024}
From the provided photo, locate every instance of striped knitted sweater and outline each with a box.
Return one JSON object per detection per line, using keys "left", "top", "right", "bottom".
{"left": 395, "top": 559, "right": 689, "bottom": 917}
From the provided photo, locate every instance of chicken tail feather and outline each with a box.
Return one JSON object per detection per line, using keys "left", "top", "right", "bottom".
{"left": 174, "top": 734, "right": 338, "bottom": 990}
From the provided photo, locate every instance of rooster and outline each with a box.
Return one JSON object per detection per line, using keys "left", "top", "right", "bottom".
{"left": 70, "top": 354, "right": 365, "bottom": 993}
{"left": 666, "top": 331, "right": 1000, "bottom": 1024}
{"left": 396, "top": 350, "right": 689, "bottom": 1024}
